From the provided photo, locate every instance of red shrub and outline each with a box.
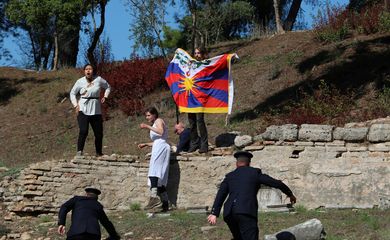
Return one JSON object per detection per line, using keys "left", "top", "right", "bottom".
{"left": 98, "top": 58, "right": 168, "bottom": 116}
{"left": 356, "top": 4, "right": 384, "bottom": 34}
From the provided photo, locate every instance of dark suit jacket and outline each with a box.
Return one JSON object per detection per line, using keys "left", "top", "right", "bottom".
{"left": 58, "top": 196, "right": 120, "bottom": 239}
{"left": 211, "top": 166, "right": 293, "bottom": 218}
{"left": 176, "top": 128, "right": 191, "bottom": 153}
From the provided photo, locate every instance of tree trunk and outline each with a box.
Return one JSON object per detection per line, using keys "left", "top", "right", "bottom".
{"left": 187, "top": 0, "right": 197, "bottom": 54}
{"left": 283, "top": 0, "right": 302, "bottom": 31}
{"left": 273, "top": 0, "right": 285, "bottom": 34}
{"left": 52, "top": 32, "right": 59, "bottom": 71}
{"left": 42, "top": 40, "right": 53, "bottom": 70}
{"left": 28, "top": 30, "right": 40, "bottom": 70}
{"left": 87, "top": 0, "right": 107, "bottom": 67}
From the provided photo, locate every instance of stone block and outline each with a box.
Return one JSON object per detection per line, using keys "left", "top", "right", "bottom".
{"left": 325, "top": 140, "right": 345, "bottom": 146}
{"left": 23, "top": 191, "right": 43, "bottom": 196}
{"left": 23, "top": 180, "right": 43, "bottom": 185}
{"left": 264, "top": 219, "right": 325, "bottom": 240}
{"left": 368, "top": 143, "right": 390, "bottom": 152}
{"left": 294, "top": 141, "right": 314, "bottom": 146}
{"left": 299, "top": 124, "right": 333, "bottom": 142}
{"left": 23, "top": 174, "right": 37, "bottom": 180}
{"left": 379, "top": 195, "right": 390, "bottom": 209}
{"left": 30, "top": 165, "right": 51, "bottom": 171}
{"left": 188, "top": 157, "right": 208, "bottom": 161}
{"left": 234, "top": 135, "right": 253, "bottom": 148}
{"left": 29, "top": 170, "right": 44, "bottom": 176}
{"left": 243, "top": 145, "right": 265, "bottom": 151}
{"left": 38, "top": 176, "right": 53, "bottom": 182}
{"left": 261, "top": 124, "right": 298, "bottom": 141}
{"left": 345, "top": 143, "right": 368, "bottom": 152}
{"left": 325, "top": 146, "right": 347, "bottom": 152}
{"left": 333, "top": 127, "right": 368, "bottom": 142}
{"left": 368, "top": 124, "right": 390, "bottom": 142}
{"left": 71, "top": 159, "right": 91, "bottom": 165}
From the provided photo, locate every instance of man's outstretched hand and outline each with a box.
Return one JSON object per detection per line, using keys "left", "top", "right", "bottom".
{"left": 289, "top": 195, "right": 297, "bottom": 205}
{"left": 207, "top": 214, "right": 217, "bottom": 225}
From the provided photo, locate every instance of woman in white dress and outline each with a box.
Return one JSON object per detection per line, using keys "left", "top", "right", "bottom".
{"left": 138, "top": 107, "right": 170, "bottom": 211}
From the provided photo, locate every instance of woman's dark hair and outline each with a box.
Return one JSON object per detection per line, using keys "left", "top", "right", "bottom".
{"left": 83, "top": 63, "right": 95, "bottom": 71}
{"left": 145, "top": 107, "right": 159, "bottom": 118}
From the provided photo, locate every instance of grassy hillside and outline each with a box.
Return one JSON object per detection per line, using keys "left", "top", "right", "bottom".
{"left": 1, "top": 31, "right": 389, "bottom": 169}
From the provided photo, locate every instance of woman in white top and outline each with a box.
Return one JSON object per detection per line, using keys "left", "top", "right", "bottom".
{"left": 138, "top": 107, "right": 170, "bottom": 211}
{"left": 70, "top": 64, "right": 111, "bottom": 157}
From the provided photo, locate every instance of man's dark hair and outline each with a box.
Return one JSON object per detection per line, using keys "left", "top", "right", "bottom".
{"left": 145, "top": 107, "right": 159, "bottom": 118}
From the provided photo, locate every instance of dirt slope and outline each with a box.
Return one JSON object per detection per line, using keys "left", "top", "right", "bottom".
{"left": 1, "top": 31, "right": 389, "bottom": 168}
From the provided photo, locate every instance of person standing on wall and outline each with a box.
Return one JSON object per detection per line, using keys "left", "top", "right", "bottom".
{"left": 207, "top": 151, "right": 297, "bottom": 240}
{"left": 138, "top": 107, "right": 170, "bottom": 212}
{"left": 188, "top": 47, "right": 209, "bottom": 153}
{"left": 70, "top": 64, "right": 110, "bottom": 157}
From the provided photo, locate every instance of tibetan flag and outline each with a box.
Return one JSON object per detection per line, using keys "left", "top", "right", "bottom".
{"left": 165, "top": 48, "right": 237, "bottom": 114}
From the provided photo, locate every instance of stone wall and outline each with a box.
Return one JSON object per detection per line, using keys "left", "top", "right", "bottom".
{"left": 1, "top": 123, "right": 390, "bottom": 215}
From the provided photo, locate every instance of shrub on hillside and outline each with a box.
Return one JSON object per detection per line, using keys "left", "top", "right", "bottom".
{"left": 313, "top": 4, "right": 350, "bottom": 43}
{"left": 282, "top": 80, "right": 355, "bottom": 125}
{"left": 313, "top": 2, "right": 387, "bottom": 42}
{"left": 98, "top": 58, "right": 168, "bottom": 116}
{"left": 379, "top": 11, "right": 390, "bottom": 32}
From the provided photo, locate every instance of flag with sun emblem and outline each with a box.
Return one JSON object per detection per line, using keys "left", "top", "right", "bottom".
{"left": 165, "top": 48, "right": 237, "bottom": 114}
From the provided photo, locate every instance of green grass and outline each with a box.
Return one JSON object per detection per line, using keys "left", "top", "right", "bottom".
{"left": 1, "top": 209, "right": 389, "bottom": 239}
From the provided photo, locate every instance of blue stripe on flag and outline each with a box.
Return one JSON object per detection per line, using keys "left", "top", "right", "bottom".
{"left": 197, "top": 87, "right": 228, "bottom": 103}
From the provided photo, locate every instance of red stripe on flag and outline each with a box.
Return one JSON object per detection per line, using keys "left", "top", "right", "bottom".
{"left": 196, "top": 79, "right": 228, "bottom": 91}
{"left": 165, "top": 73, "right": 183, "bottom": 87}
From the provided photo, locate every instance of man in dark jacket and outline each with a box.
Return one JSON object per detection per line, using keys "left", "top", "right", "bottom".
{"left": 57, "top": 187, "right": 120, "bottom": 240}
{"left": 174, "top": 122, "right": 191, "bottom": 153}
{"left": 207, "top": 151, "right": 297, "bottom": 240}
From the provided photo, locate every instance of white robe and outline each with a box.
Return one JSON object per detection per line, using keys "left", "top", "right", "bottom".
{"left": 148, "top": 120, "right": 170, "bottom": 187}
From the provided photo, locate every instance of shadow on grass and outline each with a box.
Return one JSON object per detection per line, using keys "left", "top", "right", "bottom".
{"left": 230, "top": 35, "right": 390, "bottom": 123}
{"left": 0, "top": 76, "right": 55, "bottom": 105}
{"left": 0, "top": 78, "right": 19, "bottom": 105}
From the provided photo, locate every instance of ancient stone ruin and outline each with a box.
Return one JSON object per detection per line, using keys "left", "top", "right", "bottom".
{"left": 1, "top": 123, "right": 390, "bottom": 216}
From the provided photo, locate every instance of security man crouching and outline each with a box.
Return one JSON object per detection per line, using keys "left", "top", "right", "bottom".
{"left": 58, "top": 187, "right": 120, "bottom": 240}
{"left": 207, "top": 151, "right": 297, "bottom": 240}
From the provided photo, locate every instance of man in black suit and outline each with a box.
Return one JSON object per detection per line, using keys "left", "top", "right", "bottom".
{"left": 207, "top": 151, "right": 297, "bottom": 240}
{"left": 57, "top": 187, "right": 120, "bottom": 240}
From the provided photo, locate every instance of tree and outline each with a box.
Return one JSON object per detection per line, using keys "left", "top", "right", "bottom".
{"left": 86, "top": 0, "right": 108, "bottom": 67}
{"left": 177, "top": 0, "right": 254, "bottom": 47}
{"left": 6, "top": 0, "right": 107, "bottom": 69}
{"left": 283, "top": 0, "right": 303, "bottom": 31}
{"left": 0, "top": 0, "right": 12, "bottom": 61}
{"left": 127, "top": 0, "right": 168, "bottom": 58}
{"left": 273, "top": 0, "right": 285, "bottom": 33}
{"left": 6, "top": 0, "right": 58, "bottom": 69}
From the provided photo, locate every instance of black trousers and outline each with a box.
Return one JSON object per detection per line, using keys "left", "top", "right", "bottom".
{"left": 77, "top": 112, "right": 103, "bottom": 155}
{"left": 224, "top": 213, "right": 259, "bottom": 240}
{"left": 188, "top": 113, "right": 208, "bottom": 151}
{"left": 67, "top": 233, "right": 100, "bottom": 240}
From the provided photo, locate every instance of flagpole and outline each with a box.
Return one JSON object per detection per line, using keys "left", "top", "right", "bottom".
{"left": 176, "top": 105, "right": 180, "bottom": 124}
{"left": 225, "top": 114, "right": 230, "bottom": 126}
